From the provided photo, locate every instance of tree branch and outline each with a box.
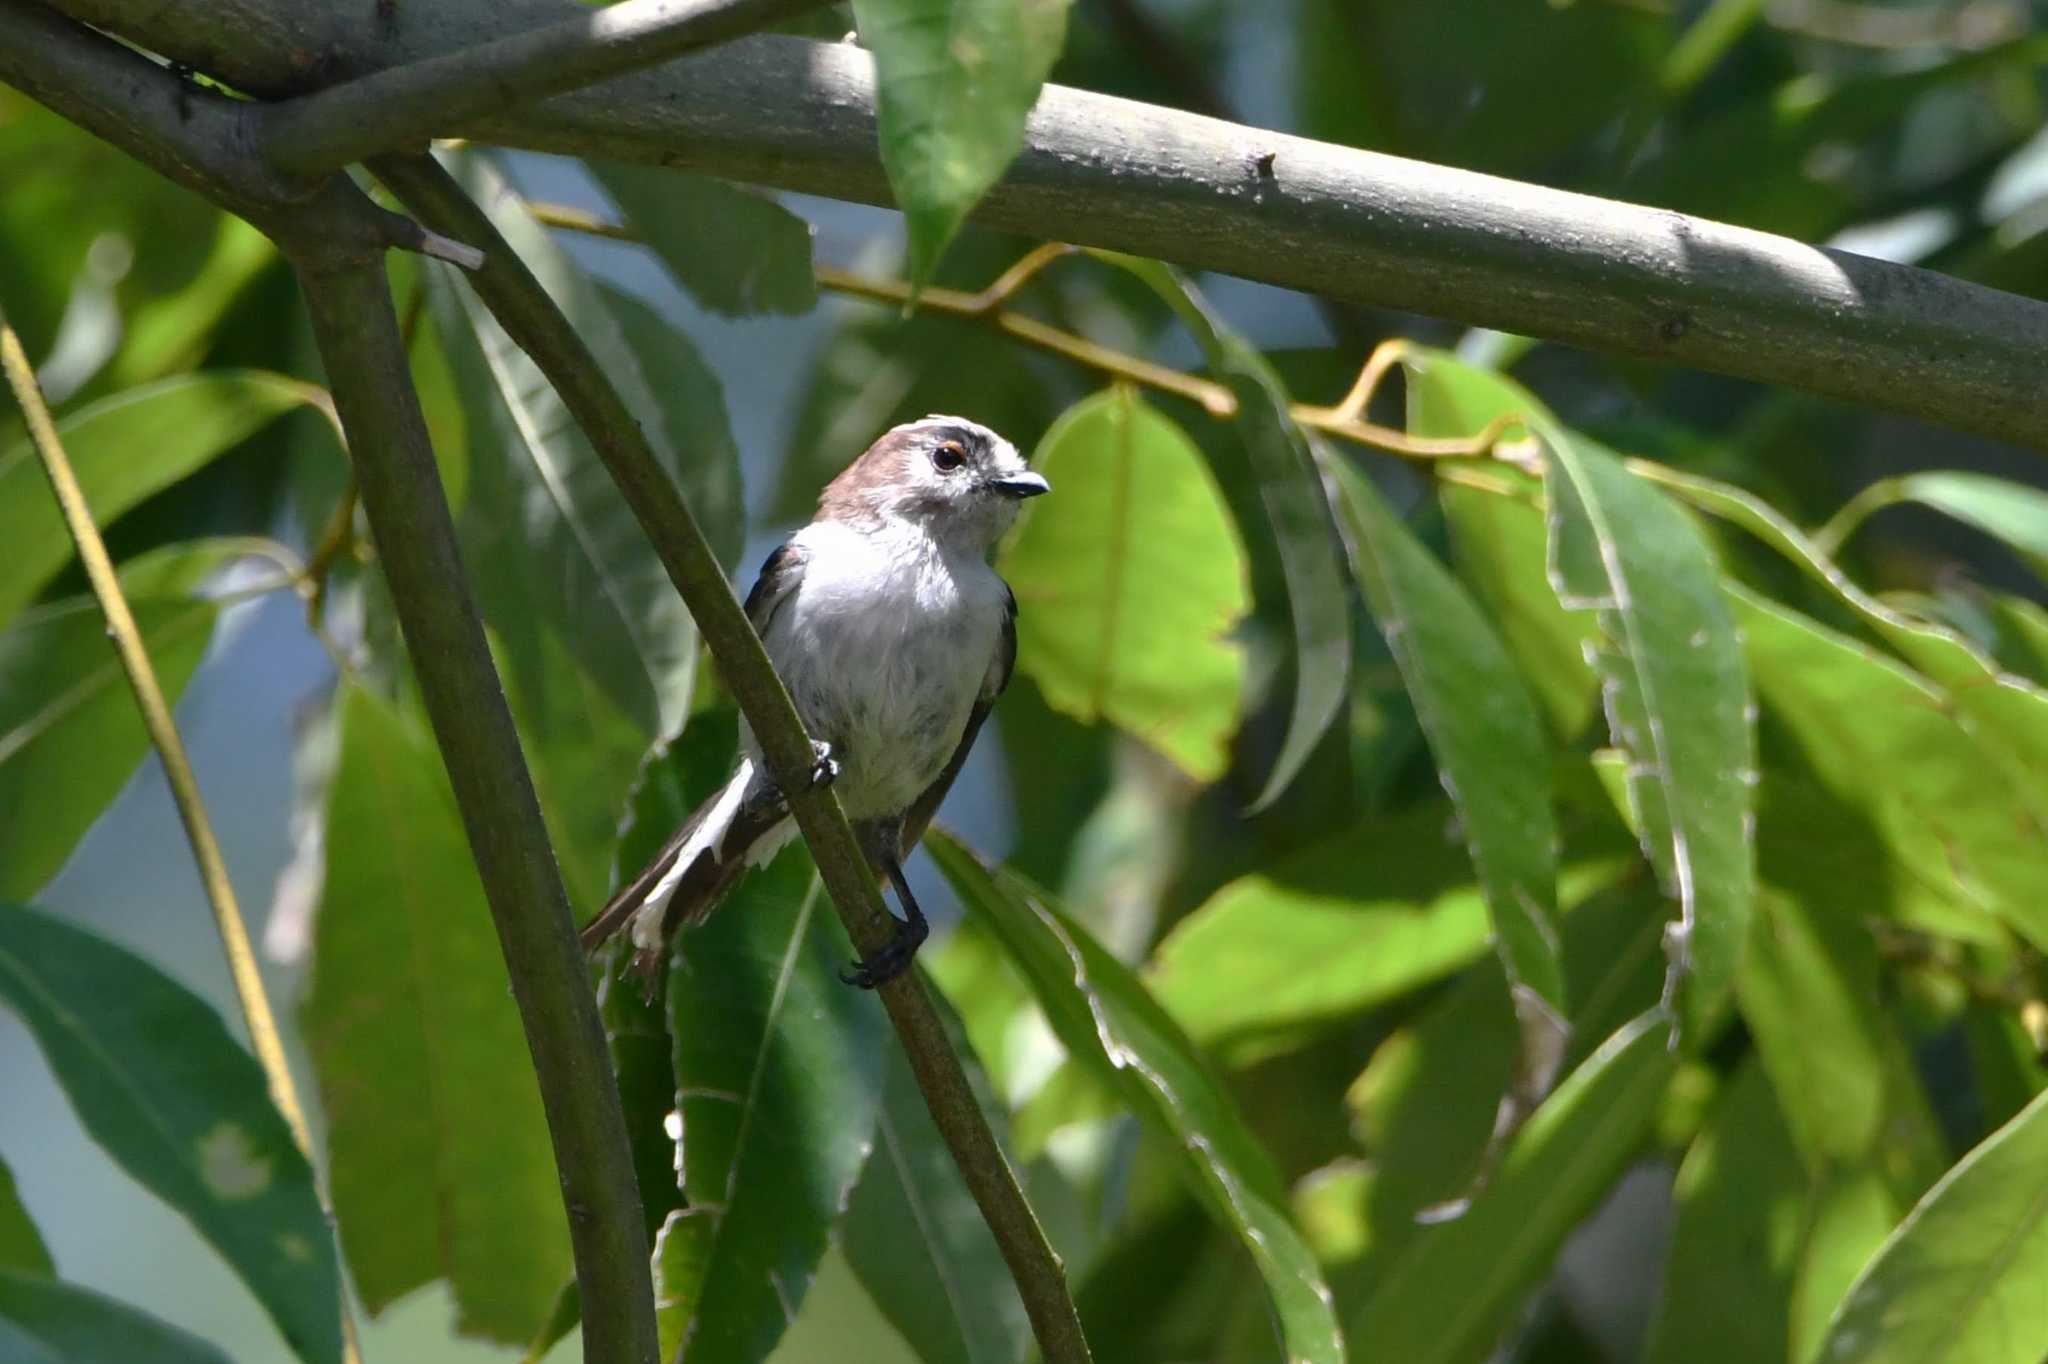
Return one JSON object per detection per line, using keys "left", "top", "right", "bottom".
{"left": 257, "top": 0, "right": 829, "bottom": 186}
{"left": 40, "top": 0, "right": 2048, "bottom": 454}
{"left": 370, "top": 151, "right": 1094, "bottom": 1364}
{"left": 295, "top": 256, "right": 659, "bottom": 1364}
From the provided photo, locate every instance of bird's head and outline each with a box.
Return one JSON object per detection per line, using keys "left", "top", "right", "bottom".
{"left": 820, "top": 415, "right": 1049, "bottom": 551}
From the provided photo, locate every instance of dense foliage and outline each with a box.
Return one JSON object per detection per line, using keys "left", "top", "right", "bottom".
{"left": 7, "top": 1, "right": 2048, "bottom": 1363}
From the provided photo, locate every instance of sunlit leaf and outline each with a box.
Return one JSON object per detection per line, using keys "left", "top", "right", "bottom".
{"left": 1645, "top": 1062, "right": 1805, "bottom": 1364}
{"left": 929, "top": 830, "right": 1345, "bottom": 1364}
{"left": 0, "top": 905, "right": 340, "bottom": 1364}
{"left": 1348, "top": 1014, "right": 1673, "bottom": 1364}
{"left": 0, "top": 1156, "right": 50, "bottom": 1277}
{"left": 301, "top": 687, "right": 568, "bottom": 1343}
{"left": 999, "top": 387, "right": 1249, "bottom": 780}
{"left": 591, "top": 163, "right": 816, "bottom": 317}
{"left": 1106, "top": 256, "right": 1352, "bottom": 807}
{"left": 851, "top": 0, "right": 1071, "bottom": 288}
{"left": 842, "top": 998, "right": 1031, "bottom": 1364}
{"left": 0, "top": 540, "right": 235, "bottom": 901}
{"left": 1541, "top": 427, "right": 1754, "bottom": 1045}
{"left": 1887, "top": 472, "right": 2048, "bottom": 582}
{"left": 1817, "top": 1086, "right": 2048, "bottom": 1364}
{"left": 0, "top": 1271, "right": 231, "bottom": 1364}
{"left": 0, "top": 370, "right": 324, "bottom": 627}
{"left": 1332, "top": 459, "right": 1566, "bottom": 1028}
{"left": 658, "top": 847, "right": 886, "bottom": 1364}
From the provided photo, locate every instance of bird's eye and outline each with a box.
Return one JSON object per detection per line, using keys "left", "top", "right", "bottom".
{"left": 932, "top": 441, "right": 968, "bottom": 473}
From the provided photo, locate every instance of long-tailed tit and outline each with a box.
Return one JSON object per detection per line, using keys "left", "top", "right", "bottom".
{"left": 580, "top": 416, "right": 1049, "bottom": 987}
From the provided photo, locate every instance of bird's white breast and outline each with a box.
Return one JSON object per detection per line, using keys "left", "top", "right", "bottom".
{"left": 761, "top": 518, "right": 1006, "bottom": 820}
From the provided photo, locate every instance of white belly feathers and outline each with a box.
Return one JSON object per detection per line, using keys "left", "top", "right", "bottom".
{"left": 760, "top": 518, "right": 1003, "bottom": 820}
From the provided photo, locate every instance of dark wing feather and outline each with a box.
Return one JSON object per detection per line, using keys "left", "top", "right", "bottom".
{"left": 898, "top": 586, "right": 1017, "bottom": 857}
{"left": 745, "top": 539, "right": 806, "bottom": 636}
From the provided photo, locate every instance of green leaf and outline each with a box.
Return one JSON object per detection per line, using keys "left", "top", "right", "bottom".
{"left": 658, "top": 847, "right": 886, "bottom": 1364}
{"left": 1730, "top": 587, "right": 2048, "bottom": 952}
{"left": 590, "top": 163, "right": 817, "bottom": 317}
{"left": 851, "top": 0, "right": 1071, "bottom": 288}
{"left": 842, "top": 997, "right": 1031, "bottom": 1364}
{"left": 1541, "top": 430, "right": 1754, "bottom": 1044}
{"left": 1889, "top": 472, "right": 2048, "bottom": 583}
{"left": 0, "top": 905, "right": 340, "bottom": 1364}
{"left": 301, "top": 686, "right": 569, "bottom": 1343}
{"left": 0, "top": 1271, "right": 231, "bottom": 1364}
{"left": 0, "top": 370, "right": 325, "bottom": 627}
{"left": 928, "top": 830, "right": 1345, "bottom": 1364}
{"left": 1347, "top": 1014, "right": 1674, "bottom": 1364}
{"left": 1816, "top": 1085, "right": 2048, "bottom": 1364}
{"left": 0, "top": 1156, "right": 50, "bottom": 1277}
{"left": 1738, "top": 890, "right": 1889, "bottom": 1169}
{"left": 998, "top": 388, "right": 1249, "bottom": 780}
{"left": 0, "top": 540, "right": 234, "bottom": 901}
{"left": 1331, "top": 462, "right": 1566, "bottom": 1016}
{"left": 1644, "top": 1062, "right": 1806, "bottom": 1364}
{"left": 1106, "top": 257, "right": 1353, "bottom": 807}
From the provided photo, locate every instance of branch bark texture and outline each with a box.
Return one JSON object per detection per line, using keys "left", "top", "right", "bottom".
{"left": 38, "top": 0, "right": 2048, "bottom": 453}
{"left": 373, "top": 153, "right": 1093, "bottom": 1364}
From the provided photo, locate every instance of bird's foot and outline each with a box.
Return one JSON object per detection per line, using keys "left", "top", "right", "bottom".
{"left": 808, "top": 740, "right": 840, "bottom": 791}
{"left": 838, "top": 910, "right": 929, "bottom": 990}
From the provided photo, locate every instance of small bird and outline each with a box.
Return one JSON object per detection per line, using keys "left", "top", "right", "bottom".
{"left": 581, "top": 415, "right": 1049, "bottom": 987}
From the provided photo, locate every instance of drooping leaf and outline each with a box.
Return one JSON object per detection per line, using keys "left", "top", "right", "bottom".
{"left": 1885, "top": 472, "right": 2048, "bottom": 583}
{"left": 1644, "top": 1062, "right": 1806, "bottom": 1364}
{"left": 1816, "top": 1086, "right": 2048, "bottom": 1364}
{"left": 1106, "top": 257, "right": 1353, "bottom": 807}
{"left": 0, "top": 905, "right": 340, "bottom": 1364}
{"left": 842, "top": 996, "right": 1031, "bottom": 1364}
{"left": 0, "top": 1156, "right": 50, "bottom": 1277}
{"left": 0, "top": 369, "right": 325, "bottom": 626}
{"left": 301, "top": 686, "right": 569, "bottom": 1343}
{"left": 1541, "top": 427, "right": 1754, "bottom": 1045}
{"left": 1331, "top": 460, "right": 1567, "bottom": 1067}
{"left": 1346, "top": 1014, "right": 1674, "bottom": 1364}
{"left": 658, "top": 847, "right": 886, "bottom": 1364}
{"left": 851, "top": 0, "right": 1071, "bottom": 288}
{"left": 0, "top": 539, "right": 235, "bottom": 901}
{"left": 0, "top": 1271, "right": 231, "bottom": 1364}
{"left": 998, "top": 387, "right": 1249, "bottom": 780}
{"left": 590, "top": 163, "right": 817, "bottom": 317}
{"left": 928, "top": 830, "right": 1345, "bottom": 1364}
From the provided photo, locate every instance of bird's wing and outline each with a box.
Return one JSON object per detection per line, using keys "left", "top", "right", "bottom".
{"left": 744, "top": 537, "right": 808, "bottom": 637}
{"left": 898, "top": 585, "right": 1017, "bottom": 857}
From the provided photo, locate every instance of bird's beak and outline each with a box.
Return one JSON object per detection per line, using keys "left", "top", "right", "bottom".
{"left": 988, "top": 471, "right": 1051, "bottom": 499}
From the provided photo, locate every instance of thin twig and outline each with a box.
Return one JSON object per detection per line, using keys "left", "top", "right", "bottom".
{"left": 524, "top": 201, "right": 1505, "bottom": 465}
{"left": 373, "top": 152, "right": 1095, "bottom": 1364}
{"left": 0, "top": 302, "right": 365, "bottom": 1364}
{"left": 295, "top": 257, "right": 659, "bottom": 1364}
{"left": 257, "top": 0, "right": 833, "bottom": 186}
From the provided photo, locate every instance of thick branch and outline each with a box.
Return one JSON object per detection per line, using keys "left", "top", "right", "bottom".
{"left": 258, "top": 0, "right": 827, "bottom": 185}
{"left": 371, "top": 152, "right": 1093, "bottom": 1364}
{"left": 42, "top": 0, "right": 2048, "bottom": 453}
{"left": 295, "top": 258, "right": 659, "bottom": 1364}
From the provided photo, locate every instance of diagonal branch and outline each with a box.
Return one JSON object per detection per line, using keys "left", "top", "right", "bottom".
{"left": 295, "top": 255, "right": 660, "bottom": 1364}
{"left": 370, "top": 151, "right": 1095, "bottom": 1364}
{"left": 40, "top": 0, "right": 2048, "bottom": 454}
{"left": 257, "top": 0, "right": 831, "bottom": 186}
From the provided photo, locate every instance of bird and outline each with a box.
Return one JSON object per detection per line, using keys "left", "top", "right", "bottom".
{"left": 580, "top": 415, "right": 1050, "bottom": 988}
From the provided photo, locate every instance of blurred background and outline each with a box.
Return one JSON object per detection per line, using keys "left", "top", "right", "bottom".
{"left": 6, "top": 0, "right": 2048, "bottom": 1360}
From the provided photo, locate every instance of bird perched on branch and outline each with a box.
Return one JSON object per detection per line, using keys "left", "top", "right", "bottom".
{"left": 581, "top": 415, "right": 1049, "bottom": 987}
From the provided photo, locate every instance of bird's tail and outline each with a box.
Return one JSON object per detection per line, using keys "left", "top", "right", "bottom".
{"left": 579, "top": 759, "right": 793, "bottom": 979}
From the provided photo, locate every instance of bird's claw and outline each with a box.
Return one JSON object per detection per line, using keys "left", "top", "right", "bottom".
{"left": 838, "top": 912, "right": 929, "bottom": 990}
{"left": 808, "top": 740, "right": 840, "bottom": 791}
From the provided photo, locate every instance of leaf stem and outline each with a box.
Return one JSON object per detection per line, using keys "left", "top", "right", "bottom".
{"left": 1812, "top": 476, "right": 1907, "bottom": 559}
{"left": 293, "top": 257, "right": 659, "bottom": 1364}
{"left": 0, "top": 301, "right": 365, "bottom": 1364}
{"left": 374, "top": 152, "right": 1095, "bottom": 1364}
